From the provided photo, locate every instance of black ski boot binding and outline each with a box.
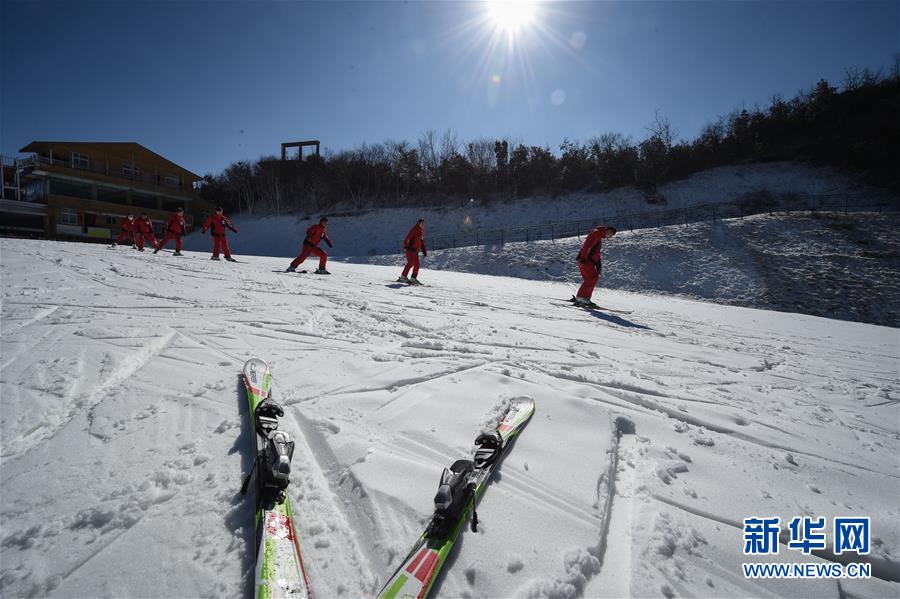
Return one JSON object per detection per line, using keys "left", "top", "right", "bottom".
{"left": 473, "top": 431, "right": 502, "bottom": 469}
{"left": 254, "top": 398, "right": 284, "bottom": 438}
{"left": 258, "top": 429, "right": 295, "bottom": 507}
{"left": 428, "top": 459, "right": 475, "bottom": 538}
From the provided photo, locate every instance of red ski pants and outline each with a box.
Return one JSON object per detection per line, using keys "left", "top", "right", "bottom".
{"left": 290, "top": 244, "right": 326, "bottom": 270}
{"left": 156, "top": 233, "right": 182, "bottom": 253}
{"left": 401, "top": 251, "right": 420, "bottom": 278}
{"left": 576, "top": 261, "right": 600, "bottom": 300}
{"left": 115, "top": 230, "right": 135, "bottom": 244}
{"left": 135, "top": 233, "right": 157, "bottom": 251}
{"left": 211, "top": 235, "right": 232, "bottom": 257}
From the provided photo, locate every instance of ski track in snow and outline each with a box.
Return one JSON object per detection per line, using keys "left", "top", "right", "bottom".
{"left": 1, "top": 238, "right": 898, "bottom": 599}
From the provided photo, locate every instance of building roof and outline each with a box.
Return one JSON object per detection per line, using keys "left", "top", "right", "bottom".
{"left": 18, "top": 141, "right": 202, "bottom": 180}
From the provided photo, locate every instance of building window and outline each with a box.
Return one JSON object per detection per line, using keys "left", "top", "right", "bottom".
{"left": 50, "top": 179, "right": 93, "bottom": 200}
{"left": 59, "top": 208, "right": 78, "bottom": 225}
{"left": 71, "top": 153, "right": 90, "bottom": 169}
{"left": 25, "top": 180, "right": 46, "bottom": 202}
{"left": 163, "top": 174, "right": 180, "bottom": 188}
{"left": 97, "top": 187, "right": 128, "bottom": 204}
{"left": 132, "top": 193, "right": 158, "bottom": 209}
{"left": 123, "top": 163, "right": 140, "bottom": 178}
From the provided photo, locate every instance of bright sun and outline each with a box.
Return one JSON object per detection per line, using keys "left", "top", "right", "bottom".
{"left": 486, "top": 1, "right": 537, "bottom": 34}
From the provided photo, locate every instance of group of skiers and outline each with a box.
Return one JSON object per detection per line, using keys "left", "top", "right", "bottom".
{"left": 282, "top": 216, "right": 428, "bottom": 285}
{"left": 278, "top": 215, "right": 615, "bottom": 305}
{"left": 111, "top": 206, "right": 238, "bottom": 261}
{"left": 112, "top": 212, "right": 159, "bottom": 251}
{"left": 112, "top": 206, "right": 617, "bottom": 304}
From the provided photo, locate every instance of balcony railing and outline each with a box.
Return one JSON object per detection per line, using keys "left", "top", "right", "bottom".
{"left": 25, "top": 154, "right": 186, "bottom": 191}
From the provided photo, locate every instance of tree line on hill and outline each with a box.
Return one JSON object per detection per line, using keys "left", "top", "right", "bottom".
{"left": 199, "top": 62, "right": 899, "bottom": 216}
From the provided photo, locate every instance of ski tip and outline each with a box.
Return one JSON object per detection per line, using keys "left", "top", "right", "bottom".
{"left": 508, "top": 395, "right": 535, "bottom": 408}
{"left": 243, "top": 357, "right": 270, "bottom": 372}
{"left": 509, "top": 396, "right": 536, "bottom": 418}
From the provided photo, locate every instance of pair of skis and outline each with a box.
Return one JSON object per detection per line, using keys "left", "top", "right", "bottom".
{"left": 241, "top": 358, "right": 535, "bottom": 599}
{"left": 395, "top": 278, "right": 427, "bottom": 287}
{"left": 556, "top": 297, "right": 633, "bottom": 314}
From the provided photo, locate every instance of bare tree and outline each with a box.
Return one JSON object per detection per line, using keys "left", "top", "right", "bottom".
{"left": 417, "top": 130, "right": 439, "bottom": 179}
{"left": 438, "top": 129, "right": 460, "bottom": 164}
{"left": 466, "top": 137, "right": 496, "bottom": 174}
{"left": 646, "top": 110, "right": 677, "bottom": 150}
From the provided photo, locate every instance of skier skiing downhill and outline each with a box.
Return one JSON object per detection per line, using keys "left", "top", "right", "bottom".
{"left": 111, "top": 213, "right": 136, "bottom": 248}
{"left": 200, "top": 206, "right": 238, "bottom": 261}
{"left": 573, "top": 225, "right": 617, "bottom": 307}
{"left": 286, "top": 216, "right": 333, "bottom": 274}
{"left": 153, "top": 207, "right": 187, "bottom": 256}
{"left": 134, "top": 213, "right": 157, "bottom": 252}
{"left": 398, "top": 218, "right": 427, "bottom": 285}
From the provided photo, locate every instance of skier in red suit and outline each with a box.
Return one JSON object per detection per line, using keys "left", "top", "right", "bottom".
{"left": 134, "top": 213, "right": 158, "bottom": 252}
{"left": 398, "top": 218, "right": 427, "bottom": 285}
{"left": 286, "top": 216, "right": 332, "bottom": 274}
{"left": 573, "top": 226, "right": 616, "bottom": 306}
{"left": 154, "top": 207, "right": 187, "bottom": 256}
{"left": 201, "top": 206, "right": 238, "bottom": 262}
{"left": 112, "top": 213, "right": 136, "bottom": 247}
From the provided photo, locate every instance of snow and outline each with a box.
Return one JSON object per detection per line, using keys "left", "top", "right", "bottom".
{"left": 180, "top": 161, "right": 891, "bottom": 260}
{"left": 181, "top": 161, "right": 899, "bottom": 327}
{"left": 1, "top": 237, "right": 898, "bottom": 599}
{"left": 359, "top": 211, "right": 900, "bottom": 327}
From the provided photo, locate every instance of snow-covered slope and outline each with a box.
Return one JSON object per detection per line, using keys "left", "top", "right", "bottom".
{"left": 181, "top": 161, "right": 889, "bottom": 259}
{"left": 358, "top": 211, "right": 900, "bottom": 328}
{"left": 180, "top": 161, "right": 899, "bottom": 326}
{"left": 1, "top": 239, "right": 898, "bottom": 599}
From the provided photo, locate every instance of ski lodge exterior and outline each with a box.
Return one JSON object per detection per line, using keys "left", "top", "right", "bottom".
{"left": 0, "top": 142, "right": 209, "bottom": 240}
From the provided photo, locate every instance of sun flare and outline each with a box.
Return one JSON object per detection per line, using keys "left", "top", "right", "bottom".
{"left": 486, "top": 1, "right": 537, "bottom": 34}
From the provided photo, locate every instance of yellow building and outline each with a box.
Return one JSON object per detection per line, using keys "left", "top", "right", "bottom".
{"left": 0, "top": 141, "right": 209, "bottom": 240}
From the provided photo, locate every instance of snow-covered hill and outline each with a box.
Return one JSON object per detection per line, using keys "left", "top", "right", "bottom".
{"left": 181, "top": 161, "right": 890, "bottom": 259}
{"left": 358, "top": 211, "right": 900, "bottom": 328}
{"left": 1, "top": 238, "right": 897, "bottom": 599}
{"left": 180, "top": 161, "right": 899, "bottom": 326}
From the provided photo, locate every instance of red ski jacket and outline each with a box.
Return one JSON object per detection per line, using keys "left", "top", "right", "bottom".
{"left": 135, "top": 218, "right": 154, "bottom": 234}
{"left": 202, "top": 214, "right": 238, "bottom": 237}
{"left": 119, "top": 216, "right": 135, "bottom": 232}
{"left": 403, "top": 224, "right": 426, "bottom": 254}
{"left": 165, "top": 214, "right": 187, "bottom": 235}
{"left": 577, "top": 226, "right": 613, "bottom": 266}
{"left": 304, "top": 223, "right": 332, "bottom": 248}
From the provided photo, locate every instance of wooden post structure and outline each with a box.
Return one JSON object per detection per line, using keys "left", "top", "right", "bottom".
{"left": 281, "top": 140, "right": 321, "bottom": 161}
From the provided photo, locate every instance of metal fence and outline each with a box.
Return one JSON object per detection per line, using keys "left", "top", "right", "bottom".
{"left": 422, "top": 192, "right": 898, "bottom": 252}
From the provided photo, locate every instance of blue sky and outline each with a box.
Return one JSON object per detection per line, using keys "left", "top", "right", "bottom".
{"left": 1, "top": 1, "right": 897, "bottom": 176}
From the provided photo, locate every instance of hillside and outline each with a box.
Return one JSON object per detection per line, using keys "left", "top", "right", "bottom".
{"left": 181, "top": 161, "right": 891, "bottom": 259}
{"left": 359, "top": 211, "right": 900, "bottom": 328}
{"left": 0, "top": 238, "right": 897, "bottom": 599}
{"left": 180, "top": 162, "right": 899, "bottom": 327}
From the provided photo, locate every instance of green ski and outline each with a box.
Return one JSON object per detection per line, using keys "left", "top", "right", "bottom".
{"left": 241, "top": 358, "right": 312, "bottom": 599}
{"left": 377, "top": 397, "right": 535, "bottom": 599}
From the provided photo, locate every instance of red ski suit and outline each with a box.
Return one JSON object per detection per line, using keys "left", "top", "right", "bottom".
{"left": 576, "top": 226, "right": 614, "bottom": 300}
{"left": 401, "top": 224, "right": 426, "bottom": 278}
{"left": 155, "top": 214, "right": 187, "bottom": 253}
{"left": 201, "top": 214, "right": 238, "bottom": 258}
{"left": 115, "top": 216, "right": 136, "bottom": 244}
{"left": 134, "top": 217, "right": 157, "bottom": 250}
{"left": 290, "top": 223, "right": 332, "bottom": 270}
